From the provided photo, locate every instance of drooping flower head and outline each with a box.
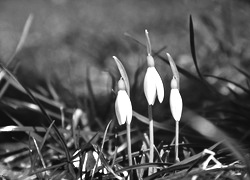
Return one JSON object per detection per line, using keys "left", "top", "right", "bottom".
{"left": 169, "top": 77, "right": 183, "bottom": 121}
{"left": 167, "top": 53, "right": 183, "bottom": 121}
{"left": 143, "top": 30, "right": 164, "bottom": 105}
{"left": 115, "top": 78, "right": 132, "bottom": 125}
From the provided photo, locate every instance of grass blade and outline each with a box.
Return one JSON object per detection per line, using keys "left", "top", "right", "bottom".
{"left": 32, "top": 137, "right": 46, "bottom": 170}
{"left": 132, "top": 111, "right": 174, "bottom": 132}
{"left": 39, "top": 121, "right": 55, "bottom": 151}
{"left": 205, "top": 74, "right": 250, "bottom": 95}
{"left": 7, "top": 14, "right": 34, "bottom": 68}
{"left": 189, "top": 15, "right": 203, "bottom": 79}
{"left": 233, "top": 65, "right": 250, "bottom": 80}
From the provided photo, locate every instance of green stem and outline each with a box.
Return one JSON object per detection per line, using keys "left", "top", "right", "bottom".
{"left": 148, "top": 105, "right": 154, "bottom": 175}
{"left": 127, "top": 123, "right": 132, "bottom": 166}
{"left": 175, "top": 121, "right": 180, "bottom": 162}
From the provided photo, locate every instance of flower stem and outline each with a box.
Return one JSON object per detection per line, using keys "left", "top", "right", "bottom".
{"left": 148, "top": 105, "right": 154, "bottom": 175}
{"left": 175, "top": 121, "right": 180, "bottom": 162}
{"left": 127, "top": 123, "right": 132, "bottom": 166}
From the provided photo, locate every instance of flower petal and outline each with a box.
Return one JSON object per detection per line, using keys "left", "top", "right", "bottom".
{"left": 144, "top": 67, "right": 157, "bottom": 105}
{"left": 153, "top": 68, "right": 164, "bottom": 103}
{"left": 170, "top": 89, "right": 183, "bottom": 121}
{"left": 115, "top": 90, "right": 132, "bottom": 125}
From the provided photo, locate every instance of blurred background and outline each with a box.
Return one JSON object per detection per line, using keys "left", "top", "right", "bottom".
{"left": 1, "top": 0, "right": 250, "bottom": 145}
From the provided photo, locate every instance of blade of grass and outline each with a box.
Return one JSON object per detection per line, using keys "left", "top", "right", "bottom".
{"left": 39, "top": 120, "right": 55, "bottom": 151}
{"left": 46, "top": 78, "right": 60, "bottom": 101}
{"left": 6, "top": 14, "right": 33, "bottom": 68}
{"left": 205, "top": 74, "right": 250, "bottom": 95}
{"left": 189, "top": 15, "right": 203, "bottom": 80}
{"left": 132, "top": 111, "right": 173, "bottom": 132}
{"left": 29, "top": 161, "right": 68, "bottom": 176}
{"left": 32, "top": 137, "right": 47, "bottom": 171}
{"left": 233, "top": 65, "right": 250, "bottom": 80}
{"left": 0, "top": 126, "right": 46, "bottom": 132}
{"left": 0, "top": 148, "right": 29, "bottom": 160}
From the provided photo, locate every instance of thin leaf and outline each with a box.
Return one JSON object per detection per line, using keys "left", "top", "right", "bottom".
{"left": 132, "top": 111, "right": 174, "bottom": 132}
{"left": 233, "top": 65, "right": 250, "bottom": 80}
{"left": 46, "top": 78, "right": 60, "bottom": 101}
{"left": 39, "top": 120, "right": 55, "bottom": 151}
{"left": 113, "top": 56, "right": 130, "bottom": 96}
{"left": 205, "top": 74, "right": 250, "bottom": 95}
{"left": 7, "top": 14, "right": 34, "bottom": 68}
{"left": 32, "top": 137, "right": 47, "bottom": 170}
{"left": 189, "top": 15, "right": 203, "bottom": 79}
{"left": 0, "top": 126, "right": 45, "bottom": 132}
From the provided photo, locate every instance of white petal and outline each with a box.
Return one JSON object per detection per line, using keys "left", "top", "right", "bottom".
{"left": 125, "top": 94, "right": 133, "bottom": 125}
{"left": 152, "top": 68, "right": 164, "bottom": 103}
{"left": 144, "top": 68, "right": 157, "bottom": 105}
{"left": 115, "top": 90, "right": 132, "bottom": 125}
{"left": 93, "top": 151, "right": 101, "bottom": 167}
{"left": 72, "top": 149, "right": 81, "bottom": 168}
{"left": 72, "top": 109, "right": 83, "bottom": 129}
{"left": 170, "top": 89, "right": 183, "bottom": 121}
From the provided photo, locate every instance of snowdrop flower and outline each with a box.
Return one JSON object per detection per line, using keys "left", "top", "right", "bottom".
{"left": 115, "top": 78, "right": 132, "bottom": 125}
{"left": 144, "top": 55, "right": 164, "bottom": 105}
{"left": 169, "top": 78, "right": 183, "bottom": 121}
